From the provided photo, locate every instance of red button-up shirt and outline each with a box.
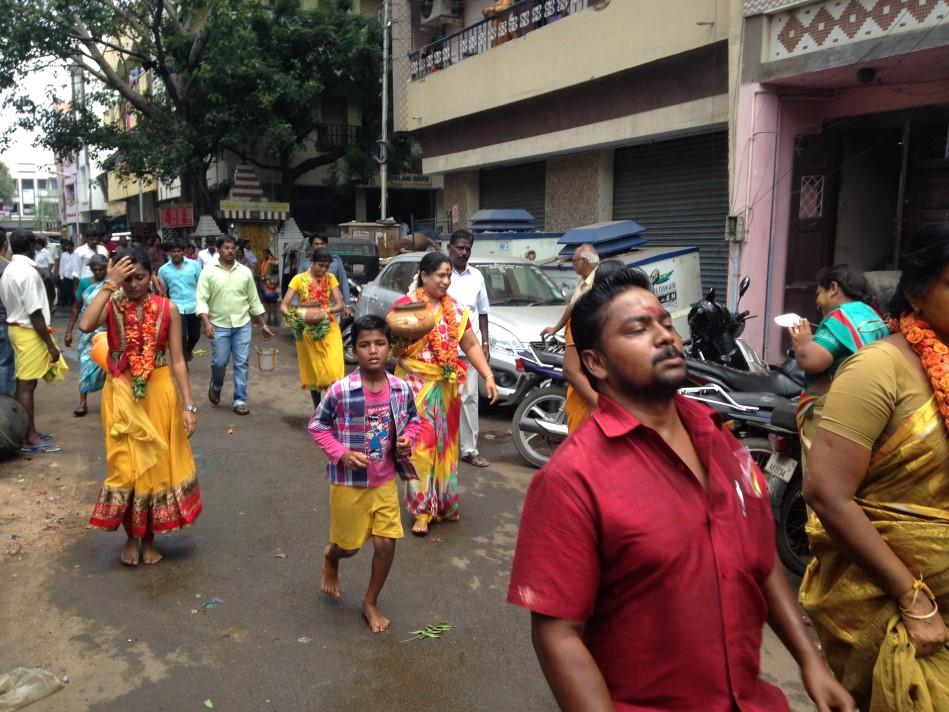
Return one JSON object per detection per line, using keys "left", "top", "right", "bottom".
{"left": 508, "top": 394, "right": 789, "bottom": 711}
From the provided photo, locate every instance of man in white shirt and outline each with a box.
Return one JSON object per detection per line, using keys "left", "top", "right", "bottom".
{"left": 446, "top": 229, "right": 492, "bottom": 468}
{"left": 73, "top": 232, "right": 110, "bottom": 285}
{"left": 540, "top": 243, "right": 599, "bottom": 339}
{"left": 55, "top": 239, "right": 78, "bottom": 309}
{"left": 198, "top": 236, "right": 219, "bottom": 270}
{"left": 0, "top": 229, "right": 68, "bottom": 452}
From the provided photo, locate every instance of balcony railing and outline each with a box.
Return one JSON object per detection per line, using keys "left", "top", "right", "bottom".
{"left": 315, "top": 123, "right": 365, "bottom": 151}
{"left": 409, "top": 0, "right": 592, "bottom": 82}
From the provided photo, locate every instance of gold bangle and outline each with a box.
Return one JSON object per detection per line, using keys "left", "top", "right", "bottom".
{"left": 102, "top": 281, "right": 118, "bottom": 293}
{"left": 899, "top": 576, "right": 939, "bottom": 619}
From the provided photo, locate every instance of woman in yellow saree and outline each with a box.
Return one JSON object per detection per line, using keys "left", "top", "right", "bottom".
{"left": 800, "top": 231, "right": 949, "bottom": 711}
{"left": 79, "top": 249, "right": 201, "bottom": 567}
{"left": 279, "top": 247, "right": 345, "bottom": 409}
{"left": 392, "top": 253, "right": 498, "bottom": 536}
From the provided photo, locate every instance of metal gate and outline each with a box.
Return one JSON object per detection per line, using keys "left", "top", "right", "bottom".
{"left": 479, "top": 162, "right": 546, "bottom": 229}
{"left": 613, "top": 131, "right": 729, "bottom": 294}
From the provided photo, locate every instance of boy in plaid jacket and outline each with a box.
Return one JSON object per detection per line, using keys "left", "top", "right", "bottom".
{"left": 308, "top": 314, "right": 420, "bottom": 633}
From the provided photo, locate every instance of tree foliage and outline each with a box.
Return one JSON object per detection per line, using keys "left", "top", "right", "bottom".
{"left": 0, "top": 160, "right": 14, "bottom": 206}
{"left": 0, "top": 0, "right": 382, "bottom": 211}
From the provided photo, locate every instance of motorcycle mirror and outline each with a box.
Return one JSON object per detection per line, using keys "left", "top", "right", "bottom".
{"left": 738, "top": 276, "right": 751, "bottom": 298}
{"left": 706, "top": 287, "right": 716, "bottom": 303}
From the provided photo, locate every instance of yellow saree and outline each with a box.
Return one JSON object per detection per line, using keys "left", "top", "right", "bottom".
{"left": 800, "top": 395, "right": 949, "bottom": 710}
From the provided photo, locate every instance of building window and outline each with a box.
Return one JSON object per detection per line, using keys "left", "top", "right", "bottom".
{"left": 799, "top": 175, "right": 824, "bottom": 219}
{"left": 37, "top": 179, "right": 47, "bottom": 191}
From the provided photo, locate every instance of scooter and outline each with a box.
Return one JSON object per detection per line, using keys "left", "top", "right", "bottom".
{"left": 680, "top": 383, "right": 810, "bottom": 576}
{"left": 511, "top": 339, "right": 568, "bottom": 469}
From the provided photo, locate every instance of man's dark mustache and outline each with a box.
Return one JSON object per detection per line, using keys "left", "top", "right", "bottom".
{"left": 652, "top": 346, "right": 685, "bottom": 365}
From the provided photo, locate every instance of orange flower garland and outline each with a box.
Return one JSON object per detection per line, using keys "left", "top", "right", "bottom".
{"left": 121, "top": 295, "right": 160, "bottom": 399}
{"left": 901, "top": 312, "right": 949, "bottom": 431}
{"left": 414, "top": 288, "right": 462, "bottom": 381}
{"left": 306, "top": 274, "right": 334, "bottom": 322}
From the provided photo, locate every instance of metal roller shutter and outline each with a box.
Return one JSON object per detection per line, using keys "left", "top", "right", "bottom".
{"left": 613, "top": 131, "right": 729, "bottom": 295}
{"left": 479, "top": 162, "right": 546, "bottom": 229}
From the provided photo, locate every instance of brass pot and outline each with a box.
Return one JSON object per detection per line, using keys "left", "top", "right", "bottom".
{"left": 387, "top": 301, "right": 435, "bottom": 340}
{"left": 297, "top": 306, "right": 325, "bottom": 325}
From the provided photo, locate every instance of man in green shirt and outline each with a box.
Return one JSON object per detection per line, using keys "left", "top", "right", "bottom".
{"left": 196, "top": 235, "right": 274, "bottom": 415}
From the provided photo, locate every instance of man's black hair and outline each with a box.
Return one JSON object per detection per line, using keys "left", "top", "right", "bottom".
{"left": 308, "top": 233, "right": 326, "bottom": 246}
{"left": 571, "top": 268, "right": 654, "bottom": 389}
{"left": 351, "top": 314, "right": 391, "bottom": 345}
{"left": 216, "top": 234, "right": 238, "bottom": 248}
{"left": 10, "top": 228, "right": 37, "bottom": 255}
{"left": 449, "top": 229, "right": 474, "bottom": 245}
{"left": 167, "top": 238, "right": 187, "bottom": 250}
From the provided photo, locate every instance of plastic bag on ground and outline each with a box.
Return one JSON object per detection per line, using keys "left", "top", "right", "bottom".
{"left": 0, "top": 668, "right": 65, "bottom": 711}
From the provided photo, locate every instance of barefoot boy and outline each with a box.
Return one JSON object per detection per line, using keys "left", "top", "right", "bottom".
{"left": 308, "top": 314, "right": 420, "bottom": 633}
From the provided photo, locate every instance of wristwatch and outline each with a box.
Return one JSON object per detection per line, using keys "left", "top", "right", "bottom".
{"left": 183, "top": 404, "right": 198, "bottom": 413}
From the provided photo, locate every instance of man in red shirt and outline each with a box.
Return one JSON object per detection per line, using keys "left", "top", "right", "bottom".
{"left": 507, "top": 269, "right": 854, "bottom": 712}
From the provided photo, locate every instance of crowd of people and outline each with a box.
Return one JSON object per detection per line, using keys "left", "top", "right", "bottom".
{"left": 1, "top": 218, "right": 947, "bottom": 710}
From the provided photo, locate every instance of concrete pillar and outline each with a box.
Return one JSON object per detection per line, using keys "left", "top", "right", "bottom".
{"left": 443, "top": 170, "right": 479, "bottom": 229}
{"left": 544, "top": 151, "right": 612, "bottom": 232}
{"left": 355, "top": 188, "right": 368, "bottom": 221}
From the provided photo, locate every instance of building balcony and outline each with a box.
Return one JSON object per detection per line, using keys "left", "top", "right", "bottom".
{"left": 409, "top": 0, "right": 592, "bottom": 82}
{"left": 404, "top": 0, "right": 729, "bottom": 132}
{"left": 314, "top": 123, "right": 365, "bottom": 151}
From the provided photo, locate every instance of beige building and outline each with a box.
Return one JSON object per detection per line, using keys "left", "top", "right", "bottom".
{"left": 397, "top": 0, "right": 735, "bottom": 291}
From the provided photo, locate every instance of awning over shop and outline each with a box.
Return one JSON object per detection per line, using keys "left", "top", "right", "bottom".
{"left": 557, "top": 220, "right": 648, "bottom": 257}
{"left": 220, "top": 200, "right": 290, "bottom": 221}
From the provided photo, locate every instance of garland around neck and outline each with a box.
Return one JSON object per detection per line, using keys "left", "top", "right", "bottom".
{"left": 901, "top": 312, "right": 949, "bottom": 432}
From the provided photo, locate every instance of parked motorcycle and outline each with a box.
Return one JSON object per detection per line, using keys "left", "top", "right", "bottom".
{"left": 511, "top": 340, "right": 567, "bottom": 469}
{"left": 680, "top": 383, "right": 811, "bottom": 576}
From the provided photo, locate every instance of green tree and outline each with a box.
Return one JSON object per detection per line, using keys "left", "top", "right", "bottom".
{"left": 0, "top": 0, "right": 382, "bottom": 213}
{"left": 0, "top": 160, "right": 14, "bottom": 207}
{"left": 34, "top": 197, "right": 61, "bottom": 227}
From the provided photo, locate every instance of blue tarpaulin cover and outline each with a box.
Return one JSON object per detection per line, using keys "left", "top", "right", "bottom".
{"left": 557, "top": 220, "right": 648, "bottom": 256}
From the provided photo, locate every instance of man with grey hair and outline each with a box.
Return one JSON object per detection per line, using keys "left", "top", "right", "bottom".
{"left": 540, "top": 243, "right": 599, "bottom": 340}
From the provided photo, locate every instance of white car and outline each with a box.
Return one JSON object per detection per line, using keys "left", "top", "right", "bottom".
{"left": 354, "top": 253, "right": 566, "bottom": 406}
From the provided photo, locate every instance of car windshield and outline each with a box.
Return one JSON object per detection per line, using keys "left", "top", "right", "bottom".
{"left": 475, "top": 263, "right": 566, "bottom": 306}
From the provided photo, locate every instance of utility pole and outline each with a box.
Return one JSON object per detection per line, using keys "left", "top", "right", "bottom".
{"left": 380, "top": 0, "right": 390, "bottom": 222}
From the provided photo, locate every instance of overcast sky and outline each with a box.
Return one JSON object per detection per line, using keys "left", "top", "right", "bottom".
{"left": 1, "top": 65, "right": 71, "bottom": 172}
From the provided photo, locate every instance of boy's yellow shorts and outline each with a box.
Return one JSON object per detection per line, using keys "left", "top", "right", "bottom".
{"left": 329, "top": 480, "right": 404, "bottom": 550}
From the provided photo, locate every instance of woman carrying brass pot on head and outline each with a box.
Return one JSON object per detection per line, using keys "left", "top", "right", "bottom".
{"left": 389, "top": 252, "right": 497, "bottom": 536}
{"left": 280, "top": 247, "right": 345, "bottom": 409}
{"left": 800, "top": 228, "right": 949, "bottom": 710}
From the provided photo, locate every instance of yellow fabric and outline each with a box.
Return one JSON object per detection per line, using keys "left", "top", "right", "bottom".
{"left": 107, "top": 374, "right": 168, "bottom": 479}
{"left": 288, "top": 272, "right": 344, "bottom": 390}
{"left": 8, "top": 325, "right": 69, "bottom": 382}
{"left": 800, "top": 388, "right": 949, "bottom": 709}
{"left": 564, "top": 322, "right": 592, "bottom": 433}
{"left": 819, "top": 341, "right": 933, "bottom": 451}
{"left": 101, "top": 367, "right": 195, "bottom": 491}
{"left": 329, "top": 480, "right": 403, "bottom": 550}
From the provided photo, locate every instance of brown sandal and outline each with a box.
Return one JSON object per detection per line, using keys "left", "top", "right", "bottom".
{"left": 461, "top": 453, "right": 490, "bottom": 467}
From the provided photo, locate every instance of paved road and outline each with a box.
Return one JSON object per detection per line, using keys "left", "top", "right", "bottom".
{"left": 0, "top": 318, "right": 814, "bottom": 711}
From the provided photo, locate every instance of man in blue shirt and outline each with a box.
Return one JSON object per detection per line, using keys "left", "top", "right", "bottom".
{"left": 300, "top": 233, "right": 351, "bottom": 312}
{"left": 159, "top": 238, "right": 203, "bottom": 361}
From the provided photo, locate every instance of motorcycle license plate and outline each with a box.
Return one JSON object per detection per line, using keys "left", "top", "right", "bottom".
{"left": 765, "top": 453, "right": 798, "bottom": 483}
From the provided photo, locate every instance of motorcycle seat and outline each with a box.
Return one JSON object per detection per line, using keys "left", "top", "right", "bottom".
{"left": 687, "top": 360, "right": 802, "bottom": 399}
{"left": 536, "top": 350, "right": 564, "bottom": 368}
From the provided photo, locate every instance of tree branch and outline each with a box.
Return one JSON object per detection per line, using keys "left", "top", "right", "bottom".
{"left": 71, "top": 14, "right": 159, "bottom": 118}
{"left": 288, "top": 150, "right": 346, "bottom": 180}
{"left": 150, "top": 0, "right": 182, "bottom": 107}
{"left": 223, "top": 146, "right": 282, "bottom": 172}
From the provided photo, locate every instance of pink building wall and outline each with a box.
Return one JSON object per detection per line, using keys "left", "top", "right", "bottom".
{"left": 731, "top": 77, "right": 949, "bottom": 361}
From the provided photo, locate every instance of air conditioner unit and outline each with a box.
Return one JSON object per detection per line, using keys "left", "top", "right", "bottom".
{"left": 420, "top": 0, "right": 460, "bottom": 30}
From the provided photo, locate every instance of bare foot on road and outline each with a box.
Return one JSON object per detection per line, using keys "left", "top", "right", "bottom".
{"left": 362, "top": 602, "right": 390, "bottom": 634}
{"left": 142, "top": 541, "right": 162, "bottom": 565}
{"left": 121, "top": 538, "right": 140, "bottom": 566}
{"left": 321, "top": 544, "right": 341, "bottom": 597}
